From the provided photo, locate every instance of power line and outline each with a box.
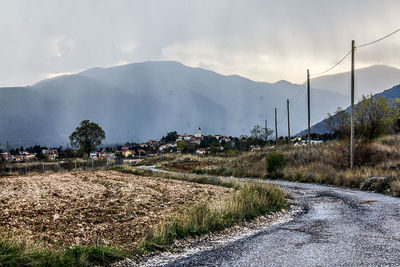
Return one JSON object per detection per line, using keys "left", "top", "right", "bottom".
{"left": 290, "top": 86, "right": 304, "bottom": 102}
{"left": 279, "top": 108, "right": 287, "bottom": 124}
{"left": 357, "top": 27, "right": 400, "bottom": 48}
{"left": 310, "top": 50, "right": 352, "bottom": 77}
{"left": 308, "top": 27, "right": 400, "bottom": 77}
{"left": 292, "top": 86, "right": 306, "bottom": 105}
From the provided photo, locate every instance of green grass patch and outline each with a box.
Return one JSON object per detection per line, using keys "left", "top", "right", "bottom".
{"left": 0, "top": 237, "right": 127, "bottom": 267}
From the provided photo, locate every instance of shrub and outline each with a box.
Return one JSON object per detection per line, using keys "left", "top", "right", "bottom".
{"left": 266, "top": 152, "right": 286, "bottom": 175}
{"left": 329, "top": 138, "right": 382, "bottom": 169}
{"left": 359, "top": 176, "right": 397, "bottom": 194}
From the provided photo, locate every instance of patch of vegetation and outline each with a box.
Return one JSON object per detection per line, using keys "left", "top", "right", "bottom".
{"left": 112, "top": 166, "right": 289, "bottom": 253}
{"left": 145, "top": 133, "right": 400, "bottom": 198}
{"left": 0, "top": 236, "right": 127, "bottom": 267}
{"left": 266, "top": 152, "right": 286, "bottom": 176}
{"left": 136, "top": 182, "right": 288, "bottom": 252}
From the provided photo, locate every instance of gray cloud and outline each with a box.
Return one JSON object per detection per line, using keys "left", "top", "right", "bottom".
{"left": 1, "top": 0, "right": 400, "bottom": 86}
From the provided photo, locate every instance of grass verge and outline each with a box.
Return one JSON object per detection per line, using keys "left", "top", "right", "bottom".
{"left": 112, "top": 166, "right": 289, "bottom": 253}
{"left": 137, "top": 182, "right": 288, "bottom": 252}
{"left": 0, "top": 236, "right": 127, "bottom": 267}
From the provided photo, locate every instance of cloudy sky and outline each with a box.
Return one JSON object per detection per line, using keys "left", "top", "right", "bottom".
{"left": 1, "top": 0, "right": 400, "bottom": 87}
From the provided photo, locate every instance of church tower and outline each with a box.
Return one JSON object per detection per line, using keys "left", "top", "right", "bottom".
{"left": 195, "top": 127, "right": 202, "bottom": 138}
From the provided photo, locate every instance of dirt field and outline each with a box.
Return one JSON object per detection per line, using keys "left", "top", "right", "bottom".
{"left": 0, "top": 170, "right": 231, "bottom": 249}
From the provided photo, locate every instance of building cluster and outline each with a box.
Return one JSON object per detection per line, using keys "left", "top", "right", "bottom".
{"left": 1, "top": 128, "right": 236, "bottom": 162}
{"left": 160, "top": 128, "right": 232, "bottom": 154}
{"left": 1, "top": 148, "right": 59, "bottom": 162}
{"left": 1, "top": 151, "right": 36, "bottom": 162}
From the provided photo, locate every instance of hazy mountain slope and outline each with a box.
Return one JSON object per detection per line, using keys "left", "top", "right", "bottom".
{"left": 309, "top": 65, "right": 400, "bottom": 98}
{"left": 80, "top": 61, "right": 347, "bottom": 138}
{"left": 0, "top": 61, "right": 351, "bottom": 146}
{"left": 0, "top": 87, "right": 58, "bottom": 145}
{"left": 299, "top": 84, "right": 400, "bottom": 136}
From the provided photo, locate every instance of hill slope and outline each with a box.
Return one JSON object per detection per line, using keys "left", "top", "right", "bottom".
{"left": 0, "top": 61, "right": 352, "bottom": 146}
{"left": 299, "top": 84, "right": 400, "bottom": 135}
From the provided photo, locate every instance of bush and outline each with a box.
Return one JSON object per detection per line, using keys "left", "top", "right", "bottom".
{"left": 329, "top": 138, "right": 383, "bottom": 169}
{"left": 266, "top": 152, "right": 286, "bottom": 175}
{"left": 359, "top": 176, "right": 397, "bottom": 194}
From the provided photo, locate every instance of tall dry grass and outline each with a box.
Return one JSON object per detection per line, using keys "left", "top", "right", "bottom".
{"left": 137, "top": 182, "right": 288, "bottom": 252}
{"left": 149, "top": 134, "right": 400, "bottom": 197}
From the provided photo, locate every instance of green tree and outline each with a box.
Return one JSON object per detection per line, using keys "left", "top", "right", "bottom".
{"left": 36, "top": 153, "right": 48, "bottom": 161}
{"left": 355, "top": 95, "right": 393, "bottom": 139}
{"left": 69, "top": 120, "right": 105, "bottom": 157}
{"left": 176, "top": 140, "right": 188, "bottom": 153}
{"left": 210, "top": 141, "right": 222, "bottom": 154}
{"left": 326, "top": 96, "right": 395, "bottom": 140}
{"left": 162, "top": 131, "right": 178, "bottom": 144}
{"left": 199, "top": 135, "right": 219, "bottom": 148}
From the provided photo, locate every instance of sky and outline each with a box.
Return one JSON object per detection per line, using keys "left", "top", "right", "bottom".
{"left": 1, "top": 0, "right": 400, "bottom": 87}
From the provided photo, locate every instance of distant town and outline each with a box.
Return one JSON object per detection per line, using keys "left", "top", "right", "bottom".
{"left": 0, "top": 127, "right": 326, "bottom": 163}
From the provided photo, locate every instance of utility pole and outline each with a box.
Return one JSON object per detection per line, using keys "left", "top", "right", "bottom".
{"left": 265, "top": 119, "right": 268, "bottom": 144}
{"left": 275, "top": 108, "right": 278, "bottom": 143}
{"left": 307, "top": 69, "right": 311, "bottom": 148}
{"left": 350, "top": 40, "right": 355, "bottom": 170}
{"left": 287, "top": 99, "right": 291, "bottom": 143}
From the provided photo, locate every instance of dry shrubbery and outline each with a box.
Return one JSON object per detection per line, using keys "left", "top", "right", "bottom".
{"left": 328, "top": 139, "right": 386, "bottom": 169}
{"left": 152, "top": 134, "right": 400, "bottom": 197}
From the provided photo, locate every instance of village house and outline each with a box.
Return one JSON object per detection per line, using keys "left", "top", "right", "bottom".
{"left": 42, "top": 148, "right": 58, "bottom": 160}
{"left": 196, "top": 148, "right": 207, "bottom": 155}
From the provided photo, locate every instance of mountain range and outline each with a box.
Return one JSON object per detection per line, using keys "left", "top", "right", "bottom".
{"left": 1, "top": 61, "right": 400, "bottom": 146}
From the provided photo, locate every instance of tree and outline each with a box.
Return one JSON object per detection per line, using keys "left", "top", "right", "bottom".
{"left": 199, "top": 135, "right": 219, "bottom": 148}
{"left": 176, "top": 140, "right": 188, "bottom": 153}
{"left": 69, "top": 120, "right": 105, "bottom": 157}
{"left": 250, "top": 125, "right": 273, "bottom": 142}
{"left": 326, "top": 96, "right": 394, "bottom": 140}
{"left": 210, "top": 141, "right": 222, "bottom": 154}
{"left": 64, "top": 148, "right": 79, "bottom": 159}
{"left": 325, "top": 107, "right": 350, "bottom": 139}
{"left": 161, "top": 131, "right": 178, "bottom": 144}
{"left": 355, "top": 95, "right": 393, "bottom": 139}
{"left": 36, "top": 152, "right": 48, "bottom": 161}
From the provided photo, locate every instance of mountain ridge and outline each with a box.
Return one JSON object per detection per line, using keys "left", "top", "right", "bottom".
{"left": 2, "top": 61, "right": 398, "bottom": 146}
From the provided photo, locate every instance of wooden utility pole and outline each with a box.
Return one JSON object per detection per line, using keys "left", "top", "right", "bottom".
{"left": 265, "top": 119, "right": 268, "bottom": 144}
{"left": 350, "top": 40, "right": 355, "bottom": 170}
{"left": 287, "top": 99, "right": 291, "bottom": 143}
{"left": 307, "top": 69, "right": 311, "bottom": 148}
{"left": 275, "top": 108, "right": 278, "bottom": 143}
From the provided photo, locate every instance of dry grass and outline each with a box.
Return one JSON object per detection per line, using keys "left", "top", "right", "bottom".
{"left": 0, "top": 170, "right": 231, "bottom": 250}
{"left": 137, "top": 181, "right": 288, "bottom": 252}
{"left": 150, "top": 134, "right": 400, "bottom": 197}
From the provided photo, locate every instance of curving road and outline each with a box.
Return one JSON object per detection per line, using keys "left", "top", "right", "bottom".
{"left": 137, "top": 167, "right": 400, "bottom": 266}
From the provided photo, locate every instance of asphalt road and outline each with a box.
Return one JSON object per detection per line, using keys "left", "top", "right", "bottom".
{"left": 139, "top": 171, "right": 400, "bottom": 267}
